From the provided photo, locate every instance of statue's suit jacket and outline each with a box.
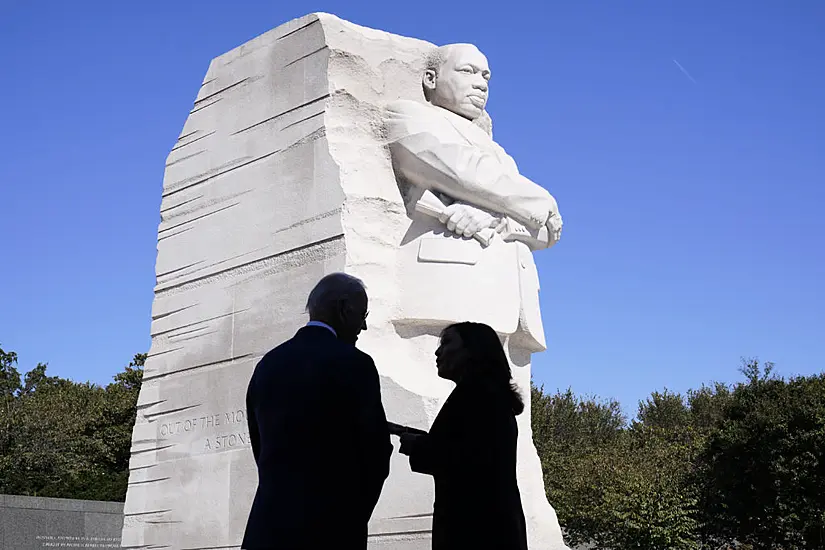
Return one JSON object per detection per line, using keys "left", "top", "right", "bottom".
{"left": 385, "top": 99, "right": 553, "bottom": 351}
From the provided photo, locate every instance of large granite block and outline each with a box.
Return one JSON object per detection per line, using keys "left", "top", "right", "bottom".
{"left": 125, "top": 13, "right": 567, "bottom": 549}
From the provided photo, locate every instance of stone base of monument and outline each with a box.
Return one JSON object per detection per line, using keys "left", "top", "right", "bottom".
{"left": 1, "top": 495, "right": 123, "bottom": 550}
{"left": 123, "top": 13, "right": 568, "bottom": 550}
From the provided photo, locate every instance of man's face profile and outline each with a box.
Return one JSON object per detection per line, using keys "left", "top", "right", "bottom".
{"left": 336, "top": 292, "right": 369, "bottom": 344}
{"left": 425, "top": 45, "right": 491, "bottom": 121}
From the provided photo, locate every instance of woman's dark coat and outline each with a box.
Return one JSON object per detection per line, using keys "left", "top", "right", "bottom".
{"left": 405, "top": 376, "right": 528, "bottom": 550}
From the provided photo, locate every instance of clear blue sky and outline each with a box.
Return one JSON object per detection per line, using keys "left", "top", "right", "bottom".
{"left": 1, "top": 0, "right": 823, "bottom": 415}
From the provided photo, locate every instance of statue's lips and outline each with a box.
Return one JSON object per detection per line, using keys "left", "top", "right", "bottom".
{"left": 467, "top": 95, "right": 487, "bottom": 107}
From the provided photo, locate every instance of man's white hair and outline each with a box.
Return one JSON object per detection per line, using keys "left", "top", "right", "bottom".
{"left": 305, "top": 272, "right": 366, "bottom": 319}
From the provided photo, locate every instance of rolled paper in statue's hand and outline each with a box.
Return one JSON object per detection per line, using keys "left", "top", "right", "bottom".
{"left": 412, "top": 189, "right": 445, "bottom": 218}
{"left": 414, "top": 189, "right": 494, "bottom": 246}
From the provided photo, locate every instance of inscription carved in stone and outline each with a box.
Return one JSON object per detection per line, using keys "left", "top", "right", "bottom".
{"left": 157, "top": 409, "right": 250, "bottom": 452}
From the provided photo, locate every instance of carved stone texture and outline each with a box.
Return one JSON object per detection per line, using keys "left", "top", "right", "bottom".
{"left": 123, "top": 13, "right": 568, "bottom": 550}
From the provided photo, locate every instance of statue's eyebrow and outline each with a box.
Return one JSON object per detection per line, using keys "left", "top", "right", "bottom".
{"left": 458, "top": 63, "right": 492, "bottom": 79}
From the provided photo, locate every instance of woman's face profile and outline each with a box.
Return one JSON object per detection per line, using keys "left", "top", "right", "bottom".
{"left": 435, "top": 328, "right": 469, "bottom": 381}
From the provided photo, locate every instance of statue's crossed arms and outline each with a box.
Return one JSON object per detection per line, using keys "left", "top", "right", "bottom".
{"left": 385, "top": 43, "right": 562, "bottom": 252}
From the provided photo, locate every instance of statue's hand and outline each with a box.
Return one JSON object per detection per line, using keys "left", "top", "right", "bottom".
{"left": 438, "top": 203, "right": 499, "bottom": 238}
{"left": 546, "top": 211, "right": 563, "bottom": 243}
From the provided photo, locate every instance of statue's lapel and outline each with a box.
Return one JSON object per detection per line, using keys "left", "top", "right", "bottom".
{"left": 440, "top": 108, "right": 482, "bottom": 144}
{"left": 439, "top": 107, "right": 503, "bottom": 160}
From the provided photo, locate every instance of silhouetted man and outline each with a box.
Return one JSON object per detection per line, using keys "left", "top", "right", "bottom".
{"left": 242, "top": 273, "right": 392, "bottom": 549}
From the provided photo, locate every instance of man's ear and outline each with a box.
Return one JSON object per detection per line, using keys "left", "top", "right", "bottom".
{"left": 423, "top": 69, "right": 437, "bottom": 92}
{"left": 335, "top": 299, "right": 347, "bottom": 325}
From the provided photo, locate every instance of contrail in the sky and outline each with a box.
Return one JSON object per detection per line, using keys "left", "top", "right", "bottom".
{"left": 672, "top": 59, "right": 698, "bottom": 84}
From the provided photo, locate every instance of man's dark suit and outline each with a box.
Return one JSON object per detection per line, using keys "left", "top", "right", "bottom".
{"left": 241, "top": 325, "right": 392, "bottom": 549}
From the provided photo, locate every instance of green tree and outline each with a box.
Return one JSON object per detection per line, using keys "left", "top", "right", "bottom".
{"left": 0, "top": 349, "right": 143, "bottom": 501}
{"left": 686, "top": 381, "right": 732, "bottom": 433}
{"left": 22, "top": 362, "right": 60, "bottom": 395}
{"left": 533, "top": 383, "right": 704, "bottom": 549}
{"left": 637, "top": 388, "right": 691, "bottom": 431}
{"left": 0, "top": 345, "right": 22, "bottom": 398}
{"left": 695, "top": 361, "right": 825, "bottom": 549}
{"left": 590, "top": 427, "right": 700, "bottom": 550}
{"left": 96, "top": 353, "right": 146, "bottom": 500}
{"left": 0, "top": 346, "right": 23, "bottom": 476}
{"left": 531, "top": 385, "right": 625, "bottom": 456}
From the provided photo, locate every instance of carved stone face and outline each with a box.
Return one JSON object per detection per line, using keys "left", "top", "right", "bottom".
{"left": 424, "top": 44, "right": 491, "bottom": 121}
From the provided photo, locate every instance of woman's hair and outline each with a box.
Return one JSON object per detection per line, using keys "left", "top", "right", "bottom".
{"left": 441, "top": 322, "right": 525, "bottom": 415}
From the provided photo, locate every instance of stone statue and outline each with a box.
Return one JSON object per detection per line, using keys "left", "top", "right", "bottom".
{"left": 123, "top": 14, "right": 569, "bottom": 550}
{"left": 386, "top": 43, "right": 563, "bottom": 352}
{"left": 383, "top": 42, "right": 568, "bottom": 549}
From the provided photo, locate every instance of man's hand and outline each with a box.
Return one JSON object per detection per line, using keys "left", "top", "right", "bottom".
{"left": 438, "top": 203, "right": 500, "bottom": 238}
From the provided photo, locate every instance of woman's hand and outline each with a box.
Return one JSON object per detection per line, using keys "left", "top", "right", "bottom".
{"left": 399, "top": 432, "right": 424, "bottom": 456}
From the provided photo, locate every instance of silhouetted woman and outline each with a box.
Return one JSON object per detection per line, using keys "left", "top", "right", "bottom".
{"left": 399, "top": 321, "right": 528, "bottom": 550}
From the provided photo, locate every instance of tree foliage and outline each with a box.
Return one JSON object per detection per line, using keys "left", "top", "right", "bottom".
{"left": 534, "top": 385, "right": 701, "bottom": 549}
{"left": 695, "top": 362, "right": 825, "bottom": 549}
{"left": 0, "top": 346, "right": 143, "bottom": 501}
{"left": 4, "top": 340, "right": 824, "bottom": 550}
{"left": 533, "top": 359, "right": 825, "bottom": 550}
